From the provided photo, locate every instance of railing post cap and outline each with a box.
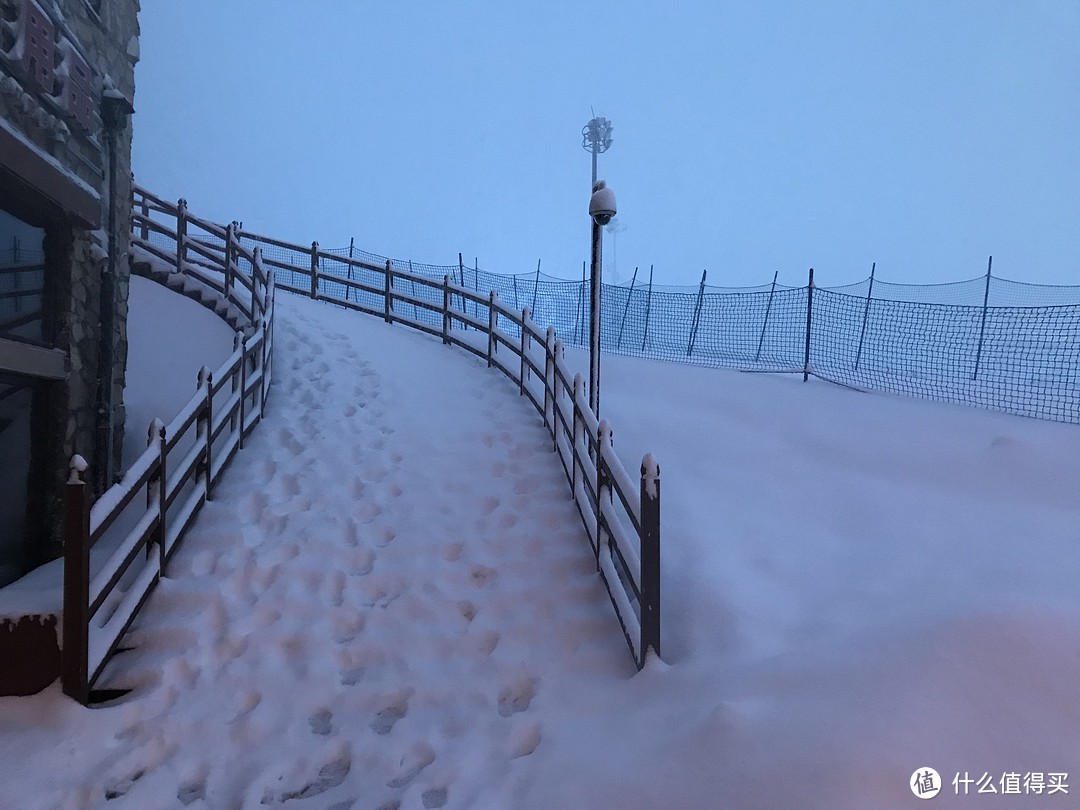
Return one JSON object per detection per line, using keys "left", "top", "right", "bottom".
{"left": 149, "top": 417, "right": 165, "bottom": 440}
{"left": 68, "top": 454, "right": 88, "bottom": 484}
{"left": 641, "top": 453, "right": 660, "bottom": 479}
{"left": 311, "top": 241, "right": 319, "bottom": 249}
{"left": 198, "top": 365, "right": 212, "bottom": 386}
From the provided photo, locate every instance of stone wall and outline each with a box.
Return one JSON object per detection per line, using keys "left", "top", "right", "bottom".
{"left": 0, "top": 0, "right": 140, "bottom": 565}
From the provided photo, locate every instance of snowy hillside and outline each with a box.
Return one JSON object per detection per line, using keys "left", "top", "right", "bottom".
{"left": 0, "top": 277, "right": 1077, "bottom": 809}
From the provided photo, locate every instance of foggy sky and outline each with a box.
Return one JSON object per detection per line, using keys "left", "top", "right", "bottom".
{"left": 132, "top": 1, "right": 1079, "bottom": 288}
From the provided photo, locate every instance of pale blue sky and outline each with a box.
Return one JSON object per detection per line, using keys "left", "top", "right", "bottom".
{"left": 132, "top": 1, "right": 1079, "bottom": 288}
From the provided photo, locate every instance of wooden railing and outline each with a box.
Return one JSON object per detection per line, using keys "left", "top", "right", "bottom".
{"left": 60, "top": 188, "right": 275, "bottom": 704}
{"left": 132, "top": 187, "right": 267, "bottom": 328}
{"left": 238, "top": 227, "right": 662, "bottom": 669}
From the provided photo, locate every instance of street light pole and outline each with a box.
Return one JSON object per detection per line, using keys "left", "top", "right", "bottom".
{"left": 590, "top": 215, "right": 603, "bottom": 417}
{"left": 588, "top": 181, "right": 617, "bottom": 421}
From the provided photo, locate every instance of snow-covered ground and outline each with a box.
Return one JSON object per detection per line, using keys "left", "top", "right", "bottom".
{"left": 1, "top": 277, "right": 1078, "bottom": 808}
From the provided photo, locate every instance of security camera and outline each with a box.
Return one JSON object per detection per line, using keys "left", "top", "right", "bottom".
{"left": 589, "top": 180, "right": 616, "bottom": 226}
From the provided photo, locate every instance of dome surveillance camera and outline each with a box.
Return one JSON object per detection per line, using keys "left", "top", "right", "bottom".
{"left": 589, "top": 181, "right": 616, "bottom": 226}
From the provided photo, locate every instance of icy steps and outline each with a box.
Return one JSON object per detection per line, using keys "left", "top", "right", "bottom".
{"left": 130, "top": 258, "right": 247, "bottom": 334}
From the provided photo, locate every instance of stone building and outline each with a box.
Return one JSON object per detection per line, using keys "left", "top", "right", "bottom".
{"left": 0, "top": 0, "right": 140, "bottom": 597}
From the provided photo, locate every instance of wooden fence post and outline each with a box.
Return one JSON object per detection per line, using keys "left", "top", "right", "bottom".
{"left": 384, "top": 260, "right": 393, "bottom": 324}
{"left": 544, "top": 326, "right": 555, "bottom": 435}
{"left": 487, "top": 291, "right": 497, "bottom": 367}
{"left": 458, "top": 253, "right": 467, "bottom": 331}
{"left": 264, "top": 266, "right": 275, "bottom": 385}
{"left": 572, "top": 374, "right": 583, "bottom": 509}
{"left": 520, "top": 306, "right": 531, "bottom": 396}
{"left": 346, "top": 237, "right": 355, "bottom": 302}
{"left": 550, "top": 334, "right": 562, "bottom": 452}
{"left": 230, "top": 331, "right": 242, "bottom": 434}
{"left": 252, "top": 247, "right": 265, "bottom": 327}
{"left": 198, "top": 366, "right": 213, "bottom": 500}
{"left": 442, "top": 275, "right": 451, "bottom": 345}
{"left": 145, "top": 419, "right": 166, "bottom": 570}
{"left": 175, "top": 198, "right": 188, "bottom": 272}
{"left": 595, "top": 420, "right": 613, "bottom": 570}
{"left": 262, "top": 265, "right": 274, "bottom": 397}
{"left": 139, "top": 194, "right": 149, "bottom": 241}
{"left": 62, "top": 455, "right": 90, "bottom": 705}
{"left": 223, "top": 222, "right": 235, "bottom": 294}
{"left": 639, "top": 454, "right": 661, "bottom": 664}
{"left": 309, "top": 242, "right": 319, "bottom": 300}
{"left": 238, "top": 332, "right": 249, "bottom": 449}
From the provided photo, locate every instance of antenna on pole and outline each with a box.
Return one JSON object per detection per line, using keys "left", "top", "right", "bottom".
{"left": 582, "top": 113, "right": 613, "bottom": 189}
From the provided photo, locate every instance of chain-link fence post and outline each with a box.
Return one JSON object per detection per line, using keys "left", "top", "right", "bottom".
{"left": 854, "top": 263, "right": 876, "bottom": 370}
{"left": 803, "top": 267, "right": 815, "bottom": 382}
{"left": 972, "top": 256, "right": 993, "bottom": 381}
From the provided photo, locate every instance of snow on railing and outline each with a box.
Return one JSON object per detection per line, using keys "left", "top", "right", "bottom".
{"left": 232, "top": 231, "right": 662, "bottom": 670}
{"left": 60, "top": 190, "right": 275, "bottom": 704}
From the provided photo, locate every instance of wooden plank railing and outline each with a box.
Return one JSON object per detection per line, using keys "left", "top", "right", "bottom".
{"left": 60, "top": 189, "right": 276, "bottom": 704}
{"left": 235, "top": 228, "right": 662, "bottom": 669}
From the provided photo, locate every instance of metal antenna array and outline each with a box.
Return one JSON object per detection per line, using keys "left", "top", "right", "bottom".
{"left": 582, "top": 115, "right": 613, "bottom": 188}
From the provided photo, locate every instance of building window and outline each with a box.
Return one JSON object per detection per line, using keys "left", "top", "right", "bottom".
{"left": 0, "top": 209, "right": 45, "bottom": 346}
{"left": 0, "top": 207, "right": 45, "bottom": 588}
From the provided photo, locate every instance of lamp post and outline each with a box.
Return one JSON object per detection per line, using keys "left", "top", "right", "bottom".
{"left": 582, "top": 116, "right": 613, "bottom": 189}
{"left": 588, "top": 180, "right": 616, "bottom": 420}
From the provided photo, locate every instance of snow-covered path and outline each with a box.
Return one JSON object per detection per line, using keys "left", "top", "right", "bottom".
{"left": 2, "top": 294, "right": 630, "bottom": 809}
{"left": 5, "top": 281, "right": 1080, "bottom": 809}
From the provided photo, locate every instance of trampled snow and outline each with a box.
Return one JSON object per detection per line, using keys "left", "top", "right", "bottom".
{"left": 1, "top": 278, "right": 1078, "bottom": 808}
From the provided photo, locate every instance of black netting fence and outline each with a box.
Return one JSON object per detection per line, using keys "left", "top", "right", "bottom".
{"left": 233, "top": 233, "right": 1080, "bottom": 424}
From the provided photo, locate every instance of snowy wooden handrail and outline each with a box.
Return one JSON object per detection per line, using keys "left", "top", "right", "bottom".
{"left": 231, "top": 230, "right": 662, "bottom": 669}
{"left": 121, "top": 193, "right": 660, "bottom": 670}
{"left": 130, "top": 187, "right": 269, "bottom": 328}
{"left": 60, "top": 193, "right": 277, "bottom": 704}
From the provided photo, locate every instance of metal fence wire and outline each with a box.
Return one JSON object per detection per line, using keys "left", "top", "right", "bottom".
{"left": 232, "top": 234, "right": 1080, "bottom": 424}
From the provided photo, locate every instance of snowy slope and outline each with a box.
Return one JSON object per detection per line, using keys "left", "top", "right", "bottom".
{"left": 0, "top": 285, "right": 1078, "bottom": 809}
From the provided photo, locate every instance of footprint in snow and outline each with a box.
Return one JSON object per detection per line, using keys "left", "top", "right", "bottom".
{"left": 385, "top": 742, "right": 434, "bottom": 788}
{"left": 308, "top": 708, "right": 333, "bottom": 736}
{"left": 422, "top": 787, "right": 449, "bottom": 808}
{"left": 498, "top": 677, "right": 538, "bottom": 717}
{"left": 469, "top": 564, "right": 496, "bottom": 587}
{"left": 371, "top": 691, "right": 411, "bottom": 735}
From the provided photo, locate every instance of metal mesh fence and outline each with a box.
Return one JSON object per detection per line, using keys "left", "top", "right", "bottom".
{"left": 232, "top": 232, "right": 1080, "bottom": 424}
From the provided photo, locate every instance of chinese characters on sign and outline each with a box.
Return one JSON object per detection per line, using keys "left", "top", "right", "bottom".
{"left": 952, "top": 772, "right": 1069, "bottom": 796}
